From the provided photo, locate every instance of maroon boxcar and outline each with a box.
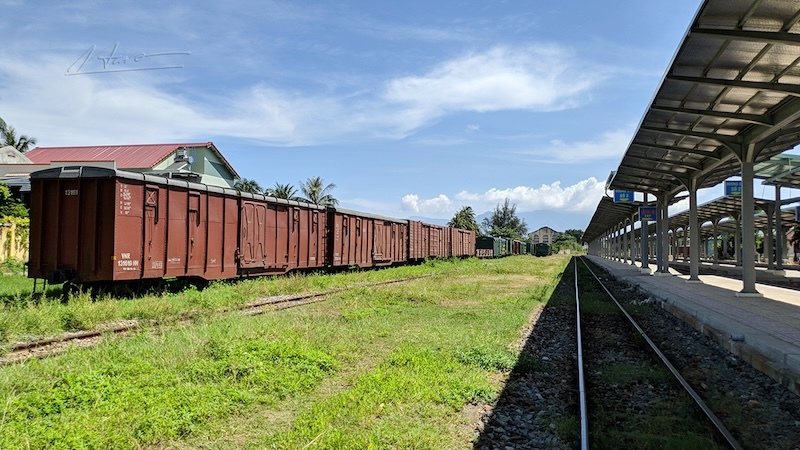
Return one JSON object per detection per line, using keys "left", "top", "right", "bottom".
{"left": 326, "top": 207, "right": 408, "bottom": 268}
{"left": 450, "top": 228, "right": 476, "bottom": 258}
{"left": 408, "top": 221, "right": 454, "bottom": 260}
{"left": 237, "top": 195, "right": 327, "bottom": 275}
{"left": 28, "top": 166, "right": 240, "bottom": 290}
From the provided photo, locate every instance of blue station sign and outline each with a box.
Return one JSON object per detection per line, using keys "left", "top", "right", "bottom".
{"left": 639, "top": 206, "right": 657, "bottom": 222}
{"left": 797, "top": 206, "right": 800, "bottom": 221}
{"left": 725, "top": 180, "right": 742, "bottom": 197}
{"left": 614, "top": 191, "right": 634, "bottom": 203}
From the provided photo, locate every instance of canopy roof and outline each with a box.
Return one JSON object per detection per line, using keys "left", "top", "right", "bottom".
{"left": 685, "top": 207, "right": 800, "bottom": 238}
{"left": 757, "top": 153, "right": 800, "bottom": 187}
{"left": 582, "top": 196, "right": 641, "bottom": 243}
{"left": 608, "top": 0, "right": 800, "bottom": 197}
{"left": 587, "top": 0, "right": 800, "bottom": 244}
{"left": 667, "top": 196, "right": 775, "bottom": 230}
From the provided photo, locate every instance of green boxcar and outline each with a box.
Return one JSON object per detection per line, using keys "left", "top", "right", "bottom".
{"left": 476, "top": 236, "right": 503, "bottom": 258}
{"left": 533, "top": 243, "right": 550, "bottom": 257}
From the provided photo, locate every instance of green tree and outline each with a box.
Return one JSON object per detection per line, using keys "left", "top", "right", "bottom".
{"left": 0, "top": 181, "right": 28, "bottom": 217}
{"left": 481, "top": 198, "right": 527, "bottom": 239}
{"left": 563, "top": 228, "right": 583, "bottom": 242}
{"left": 233, "top": 177, "right": 264, "bottom": 194}
{"left": 552, "top": 233, "right": 583, "bottom": 254}
{"left": 0, "top": 118, "right": 37, "bottom": 153}
{"left": 300, "top": 176, "right": 338, "bottom": 206}
{"left": 448, "top": 206, "right": 480, "bottom": 234}
{"left": 269, "top": 182, "right": 302, "bottom": 201}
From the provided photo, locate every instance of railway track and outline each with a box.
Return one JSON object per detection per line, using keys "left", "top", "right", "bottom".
{"left": 0, "top": 275, "right": 432, "bottom": 367}
{"left": 574, "top": 256, "right": 742, "bottom": 449}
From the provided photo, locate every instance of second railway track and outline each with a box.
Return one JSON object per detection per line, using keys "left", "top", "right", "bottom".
{"left": 0, "top": 274, "right": 434, "bottom": 367}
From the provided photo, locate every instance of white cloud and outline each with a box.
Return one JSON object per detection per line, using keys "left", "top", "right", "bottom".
{"left": 0, "top": 43, "right": 605, "bottom": 147}
{"left": 383, "top": 45, "right": 603, "bottom": 132}
{"left": 403, "top": 177, "right": 605, "bottom": 218}
{"left": 520, "top": 128, "right": 633, "bottom": 163}
{"left": 401, "top": 194, "right": 453, "bottom": 214}
{"left": 457, "top": 178, "right": 605, "bottom": 212}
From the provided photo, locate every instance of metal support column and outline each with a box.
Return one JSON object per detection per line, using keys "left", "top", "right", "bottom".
{"left": 688, "top": 180, "right": 701, "bottom": 283}
{"left": 765, "top": 206, "right": 774, "bottom": 271}
{"left": 629, "top": 215, "right": 636, "bottom": 266}
{"left": 775, "top": 186, "right": 784, "bottom": 273}
{"left": 656, "top": 194, "right": 671, "bottom": 275}
{"left": 735, "top": 216, "right": 741, "bottom": 266}
{"left": 622, "top": 221, "right": 628, "bottom": 264}
{"left": 712, "top": 220, "right": 719, "bottom": 267}
{"left": 641, "top": 193, "right": 650, "bottom": 274}
{"left": 738, "top": 159, "right": 761, "bottom": 296}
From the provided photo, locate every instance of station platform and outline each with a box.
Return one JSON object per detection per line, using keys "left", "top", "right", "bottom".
{"left": 668, "top": 260, "right": 800, "bottom": 290}
{"left": 585, "top": 255, "right": 800, "bottom": 396}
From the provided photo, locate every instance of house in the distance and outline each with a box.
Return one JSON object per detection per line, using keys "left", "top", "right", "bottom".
{"left": 528, "top": 226, "right": 560, "bottom": 245}
{"left": 24, "top": 142, "right": 239, "bottom": 188}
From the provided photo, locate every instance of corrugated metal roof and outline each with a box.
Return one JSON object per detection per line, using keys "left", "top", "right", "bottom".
{"left": 25, "top": 142, "right": 239, "bottom": 179}
{"left": 587, "top": 0, "right": 800, "bottom": 244}
{"left": 607, "top": 0, "right": 800, "bottom": 196}
{"left": 757, "top": 154, "right": 800, "bottom": 187}
{"left": 26, "top": 143, "right": 185, "bottom": 168}
{"left": 582, "top": 196, "right": 641, "bottom": 243}
{"left": 668, "top": 196, "right": 775, "bottom": 229}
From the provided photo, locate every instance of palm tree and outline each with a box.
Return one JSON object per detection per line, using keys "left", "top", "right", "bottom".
{"left": 0, "top": 119, "right": 37, "bottom": 153}
{"left": 269, "top": 182, "right": 302, "bottom": 201}
{"left": 300, "top": 176, "right": 338, "bottom": 206}
{"left": 233, "top": 177, "right": 264, "bottom": 194}
{"left": 448, "top": 206, "right": 480, "bottom": 234}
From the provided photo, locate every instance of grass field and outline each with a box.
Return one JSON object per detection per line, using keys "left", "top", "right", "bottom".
{"left": 0, "top": 255, "right": 570, "bottom": 449}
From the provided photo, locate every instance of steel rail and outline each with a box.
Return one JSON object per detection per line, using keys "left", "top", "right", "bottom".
{"left": 573, "top": 257, "right": 590, "bottom": 450}
{"left": 2, "top": 274, "right": 435, "bottom": 366}
{"left": 577, "top": 256, "right": 743, "bottom": 450}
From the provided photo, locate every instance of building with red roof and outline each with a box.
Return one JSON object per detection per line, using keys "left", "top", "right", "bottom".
{"left": 23, "top": 142, "right": 239, "bottom": 188}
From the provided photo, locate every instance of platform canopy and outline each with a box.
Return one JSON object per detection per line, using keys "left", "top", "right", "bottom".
{"left": 667, "top": 196, "right": 775, "bottom": 230}
{"left": 696, "top": 207, "right": 800, "bottom": 237}
{"left": 757, "top": 153, "right": 800, "bottom": 188}
{"left": 607, "top": 0, "right": 800, "bottom": 197}
{"left": 582, "top": 196, "right": 641, "bottom": 243}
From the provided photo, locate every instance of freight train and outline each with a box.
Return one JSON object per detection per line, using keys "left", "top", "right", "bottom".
{"left": 27, "top": 166, "right": 477, "bottom": 295}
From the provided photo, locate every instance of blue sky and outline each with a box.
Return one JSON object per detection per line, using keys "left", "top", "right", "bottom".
{"left": 1, "top": 0, "right": 713, "bottom": 231}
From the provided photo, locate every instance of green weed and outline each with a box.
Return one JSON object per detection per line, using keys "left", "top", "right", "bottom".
{"left": 0, "top": 255, "right": 573, "bottom": 449}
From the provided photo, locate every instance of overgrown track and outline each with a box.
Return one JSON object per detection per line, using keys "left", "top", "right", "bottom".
{"left": 574, "top": 256, "right": 742, "bottom": 449}
{"left": 0, "top": 275, "right": 432, "bottom": 366}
